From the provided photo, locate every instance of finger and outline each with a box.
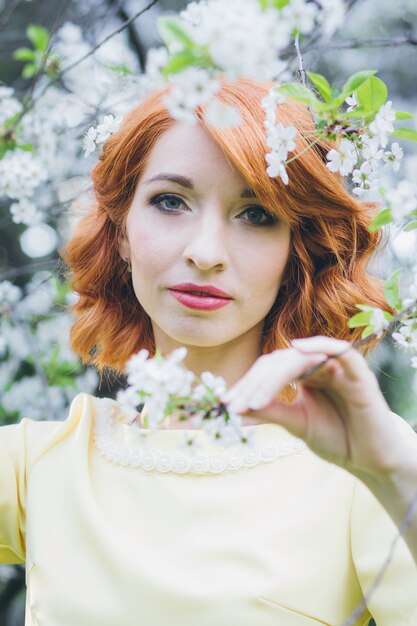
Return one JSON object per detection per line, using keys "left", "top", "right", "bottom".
{"left": 291, "top": 336, "right": 371, "bottom": 383}
{"left": 242, "top": 394, "right": 308, "bottom": 439}
{"left": 224, "top": 349, "right": 327, "bottom": 413}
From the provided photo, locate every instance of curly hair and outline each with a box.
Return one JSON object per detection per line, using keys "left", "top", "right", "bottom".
{"left": 61, "top": 77, "right": 392, "bottom": 376}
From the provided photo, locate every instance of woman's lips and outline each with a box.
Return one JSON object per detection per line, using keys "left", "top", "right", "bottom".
{"left": 168, "top": 285, "right": 232, "bottom": 311}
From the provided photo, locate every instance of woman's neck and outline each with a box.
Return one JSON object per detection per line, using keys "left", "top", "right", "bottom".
{"left": 151, "top": 324, "right": 265, "bottom": 429}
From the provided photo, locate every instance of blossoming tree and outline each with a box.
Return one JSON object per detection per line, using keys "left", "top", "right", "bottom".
{"left": 0, "top": 1, "right": 417, "bottom": 620}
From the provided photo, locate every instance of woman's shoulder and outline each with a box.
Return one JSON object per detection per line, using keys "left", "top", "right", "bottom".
{"left": 0, "top": 392, "right": 110, "bottom": 471}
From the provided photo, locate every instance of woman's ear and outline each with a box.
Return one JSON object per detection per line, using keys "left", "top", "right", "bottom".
{"left": 118, "top": 225, "right": 130, "bottom": 261}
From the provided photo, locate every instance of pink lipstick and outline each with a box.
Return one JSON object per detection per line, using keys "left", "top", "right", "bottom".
{"left": 168, "top": 283, "right": 233, "bottom": 311}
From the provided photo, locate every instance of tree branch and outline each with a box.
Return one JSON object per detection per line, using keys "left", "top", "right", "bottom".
{"left": 0, "top": 259, "right": 57, "bottom": 281}
{"left": 0, "top": 0, "right": 24, "bottom": 32}
{"left": 107, "top": 0, "right": 148, "bottom": 70}
{"left": 305, "top": 35, "right": 417, "bottom": 53}
{"left": 8, "top": 0, "right": 159, "bottom": 130}
{"left": 294, "top": 32, "right": 306, "bottom": 87}
{"left": 57, "top": 0, "right": 158, "bottom": 80}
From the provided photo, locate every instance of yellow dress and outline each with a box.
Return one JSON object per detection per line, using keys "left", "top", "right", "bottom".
{"left": 1, "top": 392, "right": 416, "bottom": 626}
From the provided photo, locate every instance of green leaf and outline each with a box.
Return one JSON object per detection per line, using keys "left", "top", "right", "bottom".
{"left": 306, "top": 71, "right": 332, "bottom": 102}
{"left": 384, "top": 269, "right": 402, "bottom": 310}
{"left": 361, "top": 325, "right": 376, "bottom": 339}
{"left": 341, "top": 70, "right": 378, "bottom": 98}
{"left": 368, "top": 207, "right": 392, "bottom": 232}
{"left": 355, "top": 76, "right": 387, "bottom": 113}
{"left": 347, "top": 310, "right": 372, "bottom": 328}
{"left": 390, "top": 127, "right": 417, "bottom": 142}
{"left": 161, "top": 49, "right": 198, "bottom": 77}
{"left": 15, "top": 144, "right": 34, "bottom": 152}
{"left": 105, "top": 63, "right": 134, "bottom": 76}
{"left": 13, "top": 47, "right": 36, "bottom": 61}
{"left": 26, "top": 24, "right": 49, "bottom": 52}
{"left": 22, "top": 64, "right": 37, "bottom": 78}
{"left": 3, "top": 111, "right": 21, "bottom": 129}
{"left": 404, "top": 221, "right": 417, "bottom": 231}
{"left": 395, "top": 111, "right": 414, "bottom": 120}
{"left": 275, "top": 83, "right": 318, "bottom": 105}
{"left": 259, "top": 0, "right": 290, "bottom": 7}
{"left": 157, "top": 16, "right": 196, "bottom": 51}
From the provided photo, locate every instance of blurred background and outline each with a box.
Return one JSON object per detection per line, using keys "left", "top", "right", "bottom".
{"left": 0, "top": 0, "right": 416, "bottom": 623}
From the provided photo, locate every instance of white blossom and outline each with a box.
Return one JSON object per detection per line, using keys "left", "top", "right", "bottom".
{"left": 369, "top": 308, "right": 390, "bottom": 337}
{"left": 35, "top": 315, "right": 78, "bottom": 362}
{"left": 180, "top": 0, "right": 208, "bottom": 26}
{"left": 360, "top": 135, "right": 384, "bottom": 170}
{"left": 95, "top": 114, "right": 121, "bottom": 143}
{"left": 411, "top": 356, "right": 417, "bottom": 369}
{"left": 266, "top": 123, "right": 297, "bottom": 159}
{"left": 82, "top": 127, "right": 98, "bottom": 157}
{"left": 9, "top": 198, "right": 44, "bottom": 226}
{"left": 282, "top": 0, "right": 319, "bottom": 35}
{"left": 317, "top": 0, "right": 346, "bottom": 37}
{"left": 352, "top": 161, "right": 380, "bottom": 197}
{"left": 116, "top": 387, "right": 142, "bottom": 423}
{"left": 123, "top": 347, "right": 195, "bottom": 428}
{"left": 385, "top": 180, "right": 417, "bottom": 222}
{"left": 164, "top": 68, "right": 220, "bottom": 123}
{"left": 0, "top": 86, "right": 23, "bottom": 126}
{"left": 0, "top": 376, "right": 66, "bottom": 420}
{"left": 192, "top": 371, "right": 227, "bottom": 402}
{"left": 265, "top": 152, "right": 289, "bottom": 184}
{"left": 204, "top": 100, "right": 242, "bottom": 128}
{"left": 261, "top": 89, "right": 287, "bottom": 128}
{"left": 180, "top": 0, "right": 291, "bottom": 82}
{"left": 392, "top": 320, "right": 417, "bottom": 350}
{"left": 0, "top": 321, "right": 31, "bottom": 360}
{"left": 369, "top": 101, "right": 396, "bottom": 148}
{"left": 0, "top": 281, "right": 22, "bottom": 309}
{"left": 383, "top": 142, "right": 403, "bottom": 172}
{"left": 326, "top": 138, "right": 358, "bottom": 176}
{"left": 345, "top": 93, "right": 357, "bottom": 112}
{"left": 14, "top": 282, "right": 56, "bottom": 319}
{"left": 403, "top": 265, "right": 417, "bottom": 308}
{"left": 0, "top": 149, "right": 47, "bottom": 200}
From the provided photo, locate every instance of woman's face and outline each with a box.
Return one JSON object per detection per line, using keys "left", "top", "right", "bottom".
{"left": 119, "top": 121, "right": 291, "bottom": 352}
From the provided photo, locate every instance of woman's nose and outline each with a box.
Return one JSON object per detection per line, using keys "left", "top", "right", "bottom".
{"left": 182, "top": 212, "right": 230, "bottom": 271}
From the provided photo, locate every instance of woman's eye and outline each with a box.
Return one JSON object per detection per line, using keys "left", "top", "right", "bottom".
{"left": 240, "top": 206, "right": 277, "bottom": 226}
{"left": 149, "top": 194, "right": 188, "bottom": 212}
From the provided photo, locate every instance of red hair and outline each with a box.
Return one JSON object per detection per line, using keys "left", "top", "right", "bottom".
{"left": 61, "top": 77, "right": 392, "bottom": 376}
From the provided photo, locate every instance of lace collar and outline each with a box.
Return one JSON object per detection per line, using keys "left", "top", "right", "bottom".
{"left": 93, "top": 397, "right": 307, "bottom": 475}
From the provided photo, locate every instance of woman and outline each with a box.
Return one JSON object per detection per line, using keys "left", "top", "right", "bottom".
{"left": 1, "top": 78, "right": 417, "bottom": 626}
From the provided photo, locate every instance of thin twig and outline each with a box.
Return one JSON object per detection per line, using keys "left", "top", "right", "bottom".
{"left": 0, "top": 259, "right": 57, "bottom": 281}
{"left": 9, "top": 0, "right": 159, "bottom": 130}
{"left": 294, "top": 32, "right": 306, "bottom": 87}
{"left": 340, "top": 486, "right": 417, "bottom": 626}
{"left": 294, "top": 299, "right": 417, "bottom": 626}
{"left": 24, "top": 0, "right": 73, "bottom": 105}
{"left": 305, "top": 35, "right": 417, "bottom": 53}
{"left": 0, "top": 0, "right": 23, "bottom": 32}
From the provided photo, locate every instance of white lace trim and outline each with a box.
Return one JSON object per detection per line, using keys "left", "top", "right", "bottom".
{"left": 93, "top": 398, "right": 307, "bottom": 475}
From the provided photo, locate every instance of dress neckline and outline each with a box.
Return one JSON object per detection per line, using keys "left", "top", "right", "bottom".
{"left": 92, "top": 396, "right": 307, "bottom": 475}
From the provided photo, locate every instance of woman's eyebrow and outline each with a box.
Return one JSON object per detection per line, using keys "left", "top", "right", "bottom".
{"left": 144, "top": 173, "right": 194, "bottom": 188}
{"left": 143, "top": 173, "right": 257, "bottom": 198}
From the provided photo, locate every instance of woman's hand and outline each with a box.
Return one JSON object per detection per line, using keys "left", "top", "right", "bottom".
{"left": 224, "top": 336, "right": 407, "bottom": 478}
